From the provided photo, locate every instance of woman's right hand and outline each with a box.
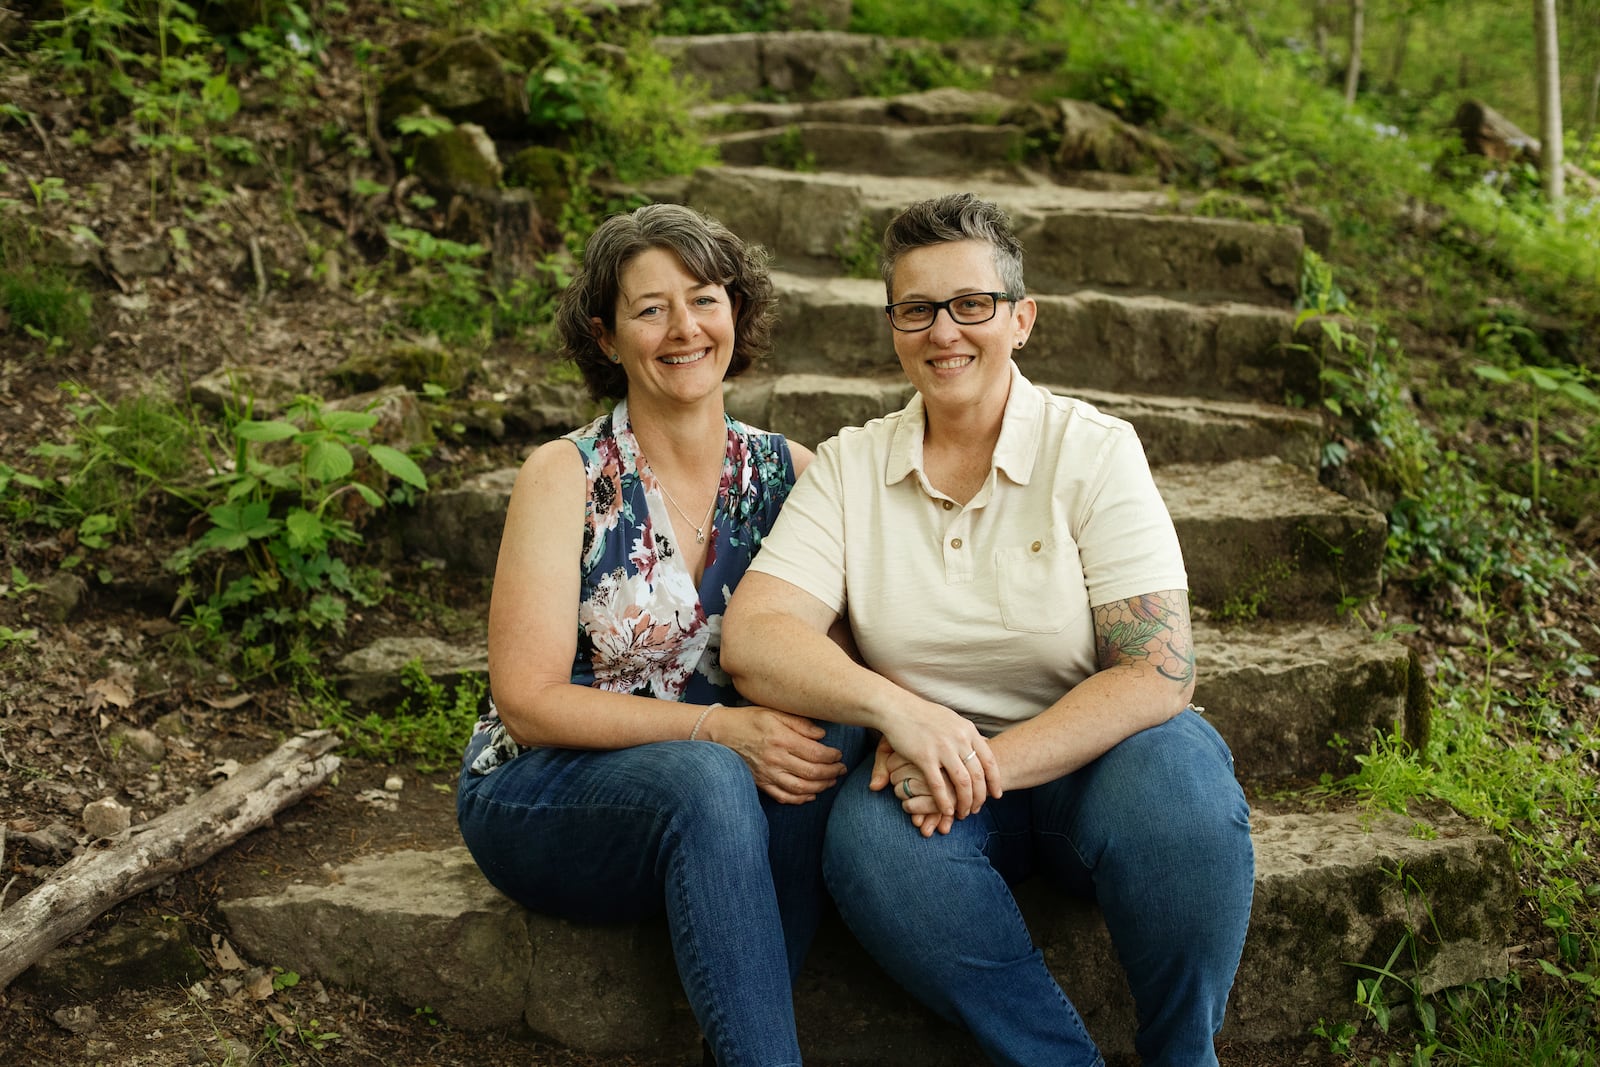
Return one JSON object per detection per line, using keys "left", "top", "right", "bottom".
{"left": 705, "top": 706, "right": 849, "bottom": 805}
{"left": 869, "top": 701, "right": 1001, "bottom": 822}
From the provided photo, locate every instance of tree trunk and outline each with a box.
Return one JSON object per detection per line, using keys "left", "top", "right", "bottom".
{"left": 1345, "top": 0, "right": 1366, "bottom": 104}
{"left": 1386, "top": 8, "right": 1413, "bottom": 92}
{"left": 1535, "top": 0, "right": 1566, "bottom": 217}
{"left": 1313, "top": 0, "right": 1331, "bottom": 63}
{"left": 1577, "top": 63, "right": 1600, "bottom": 166}
{"left": 0, "top": 731, "right": 342, "bottom": 991}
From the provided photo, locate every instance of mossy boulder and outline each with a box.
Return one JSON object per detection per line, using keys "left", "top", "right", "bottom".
{"left": 503, "top": 144, "right": 578, "bottom": 223}
{"left": 25, "top": 919, "right": 207, "bottom": 998}
{"left": 411, "top": 123, "right": 503, "bottom": 197}
{"left": 381, "top": 33, "right": 526, "bottom": 137}
{"left": 334, "top": 342, "right": 480, "bottom": 394}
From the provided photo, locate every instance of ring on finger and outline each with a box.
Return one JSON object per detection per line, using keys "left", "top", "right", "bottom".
{"left": 962, "top": 749, "right": 977, "bottom": 763}
{"left": 901, "top": 777, "right": 915, "bottom": 800}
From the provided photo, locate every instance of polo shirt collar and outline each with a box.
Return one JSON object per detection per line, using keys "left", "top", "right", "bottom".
{"left": 884, "top": 361, "right": 1041, "bottom": 487}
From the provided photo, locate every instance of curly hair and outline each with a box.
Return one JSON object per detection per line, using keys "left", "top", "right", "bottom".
{"left": 879, "top": 193, "right": 1027, "bottom": 302}
{"left": 555, "top": 203, "right": 777, "bottom": 401}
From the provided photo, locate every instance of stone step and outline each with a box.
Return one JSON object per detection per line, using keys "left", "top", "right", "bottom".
{"left": 220, "top": 810, "right": 1513, "bottom": 1063}
{"left": 1162, "top": 458, "right": 1387, "bottom": 618}
{"left": 338, "top": 622, "right": 1408, "bottom": 788}
{"left": 723, "top": 372, "right": 1323, "bottom": 469}
{"left": 399, "top": 457, "right": 1379, "bottom": 622}
{"left": 693, "top": 86, "right": 1024, "bottom": 132}
{"left": 760, "top": 271, "right": 1316, "bottom": 403}
{"left": 683, "top": 166, "right": 1304, "bottom": 304}
{"left": 711, "top": 122, "right": 1027, "bottom": 177}
{"left": 1193, "top": 619, "right": 1426, "bottom": 779}
{"left": 656, "top": 30, "right": 946, "bottom": 100}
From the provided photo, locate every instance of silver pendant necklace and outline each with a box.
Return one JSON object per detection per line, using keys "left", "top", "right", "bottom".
{"left": 655, "top": 474, "right": 719, "bottom": 544}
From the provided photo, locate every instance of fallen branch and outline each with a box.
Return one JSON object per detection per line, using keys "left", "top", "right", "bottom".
{"left": 0, "top": 730, "right": 341, "bottom": 991}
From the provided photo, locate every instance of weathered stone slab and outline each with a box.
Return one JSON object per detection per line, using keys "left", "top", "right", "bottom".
{"left": 724, "top": 373, "right": 912, "bottom": 449}
{"left": 1161, "top": 458, "right": 1388, "bottom": 617}
{"left": 334, "top": 635, "right": 489, "bottom": 710}
{"left": 1021, "top": 210, "right": 1303, "bottom": 304}
{"left": 727, "top": 370, "right": 1320, "bottom": 468}
{"left": 329, "top": 614, "right": 1413, "bottom": 782}
{"left": 763, "top": 272, "right": 1311, "bottom": 403}
{"left": 399, "top": 466, "right": 517, "bottom": 576}
{"left": 221, "top": 849, "right": 534, "bottom": 1032}
{"left": 221, "top": 812, "right": 1512, "bottom": 1062}
{"left": 655, "top": 31, "right": 920, "bottom": 99}
{"left": 699, "top": 87, "right": 1018, "bottom": 130}
{"left": 1194, "top": 620, "right": 1427, "bottom": 777}
{"left": 684, "top": 166, "right": 1171, "bottom": 276}
{"left": 688, "top": 166, "right": 1205, "bottom": 273}
{"left": 1070, "top": 387, "right": 1322, "bottom": 470}
{"left": 712, "top": 123, "right": 1026, "bottom": 177}
{"left": 1025, "top": 290, "right": 1315, "bottom": 403}
{"left": 690, "top": 167, "right": 1303, "bottom": 303}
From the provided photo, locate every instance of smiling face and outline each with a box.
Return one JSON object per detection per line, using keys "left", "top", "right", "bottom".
{"left": 888, "top": 239, "right": 1035, "bottom": 421}
{"left": 593, "top": 247, "right": 737, "bottom": 411}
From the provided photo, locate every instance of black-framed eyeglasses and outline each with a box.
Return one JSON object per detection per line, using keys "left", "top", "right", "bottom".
{"left": 884, "top": 292, "right": 1014, "bottom": 333}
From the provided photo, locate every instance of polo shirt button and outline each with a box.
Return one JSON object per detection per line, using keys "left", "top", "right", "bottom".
{"left": 950, "top": 538, "right": 962, "bottom": 549}
{"left": 1031, "top": 540, "right": 1042, "bottom": 552}
{"left": 942, "top": 500, "right": 953, "bottom": 511}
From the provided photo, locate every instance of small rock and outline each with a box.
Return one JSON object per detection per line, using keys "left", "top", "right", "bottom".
{"left": 107, "top": 240, "right": 171, "bottom": 277}
{"left": 52, "top": 1004, "right": 99, "bottom": 1034}
{"left": 152, "top": 711, "right": 189, "bottom": 738}
{"left": 34, "top": 571, "right": 89, "bottom": 623}
{"left": 109, "top": 724, "right": 166, "bottom": 763}
{"left": 383, "top": 775, "right": 404, "bottom": 793}
{"left": 82, "top": 797, "right": 131, "bottom": 839}
{"left": 29, "top": 920, "right": 206, "bottom": 998}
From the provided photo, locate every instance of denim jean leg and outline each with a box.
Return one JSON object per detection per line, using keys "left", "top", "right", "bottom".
{"left": 762, "top": 722, "right": 868, "bottom": 981}
{"left": 823, "top": 761, "right": 1104, "bottom": 1067}
{"left": 456, "top": 740, "right": 802, "bottom": 1067}
{"left": 1032, "top": 710, "right": 1255, "bottom": 1067}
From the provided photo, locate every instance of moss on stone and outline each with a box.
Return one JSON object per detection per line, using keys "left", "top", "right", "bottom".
{"left": 411, "top": 124, "right": 503, "bottom": 196}
{"left": 503, "top": 145, "right": 577, "bottom": 222}
{"left": 335, "top": 343, "right": 480, "bottom": 393}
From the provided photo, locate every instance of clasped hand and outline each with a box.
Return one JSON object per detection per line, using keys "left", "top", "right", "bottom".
{"left": 872, "top": 715, "right": 1002, "bottom": 838}
{"left": 711, "top": 706, "right": 849, "bottom": 805}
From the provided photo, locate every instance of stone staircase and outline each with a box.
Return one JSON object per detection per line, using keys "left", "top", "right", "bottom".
{"left": 222, "top": 28, "right": 1514, "bottom": 1066}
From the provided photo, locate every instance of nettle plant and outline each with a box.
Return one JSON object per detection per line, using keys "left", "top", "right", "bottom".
{"left": 169, "top": 395, "right": 428, "bottom": 674}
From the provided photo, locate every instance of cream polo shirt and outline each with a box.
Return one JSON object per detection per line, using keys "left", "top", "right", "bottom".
{"left": 747, "top": 362, "right": 1188, "bottom": 734}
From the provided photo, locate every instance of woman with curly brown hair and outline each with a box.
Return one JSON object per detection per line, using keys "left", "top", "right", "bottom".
{"left": 457, "top": 203, "right": 864, "bottom": 1066}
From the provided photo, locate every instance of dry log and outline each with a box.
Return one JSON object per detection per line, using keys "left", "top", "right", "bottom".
{"left": 1450, "top": 98, "right": 1600, "bottom": 197}
{"left": 0, "top": 730, "right": 341, "bottom": 991}
{"left": 1452, "top": 99, "right": 1539, "bottom": 163}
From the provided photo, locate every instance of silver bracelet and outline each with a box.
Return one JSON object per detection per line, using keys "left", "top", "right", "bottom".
{"left": 689, "top": 703, "right": 722, "bottom": 741}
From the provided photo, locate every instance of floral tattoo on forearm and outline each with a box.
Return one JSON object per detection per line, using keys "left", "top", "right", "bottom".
{"left": 1092, "top": 589, "right": 1195, "bottom": 685}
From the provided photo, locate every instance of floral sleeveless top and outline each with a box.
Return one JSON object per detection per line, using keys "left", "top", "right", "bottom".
{"left": 467, "top": 398, "right": 798, "bottom": 775}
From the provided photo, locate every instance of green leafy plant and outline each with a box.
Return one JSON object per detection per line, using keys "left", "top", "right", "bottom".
{"left": 0, "top": 626, "right": 39, "bottom": 651}
{"left": 1469, "top": 359, "right": 1600, "bottom": 515}
{"left": 321, "top": 658, "right": 485, "bottom": 769}
{"left": 384, "top": 224, "right": 493, "bottom": 343}
{"left": 168, "top": 394, "right": 429, "bottom": 671}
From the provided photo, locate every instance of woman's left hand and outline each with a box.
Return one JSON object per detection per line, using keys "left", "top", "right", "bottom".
{"left": 708, "top": 706, "right": 850, "bottom": 805}
{"left": 876, "top": 738, "right": 957, "bottom": 837}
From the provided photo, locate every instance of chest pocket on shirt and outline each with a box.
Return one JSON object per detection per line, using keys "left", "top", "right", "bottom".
{"left": 995, "top": 540, "right": 1082, "bottom": 634}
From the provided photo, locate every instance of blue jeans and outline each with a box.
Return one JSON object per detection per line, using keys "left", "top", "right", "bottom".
{"left": 457, "top": 722, "right": 865, "bottom": 1067}
{"left": 823, "top": 710, "right": 1253, "bottom": 1067}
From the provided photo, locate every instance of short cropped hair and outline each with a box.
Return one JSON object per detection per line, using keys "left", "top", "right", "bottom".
{"left": 556, "top": 203, "right": 776, "bottom": 401}
{"left": 879, "top": 193, "right": 1027, "bottom": 302}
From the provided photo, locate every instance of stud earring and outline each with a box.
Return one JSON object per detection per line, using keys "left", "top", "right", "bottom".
{"left": 607, "top": 350, "right": 621, "bottom": 363}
